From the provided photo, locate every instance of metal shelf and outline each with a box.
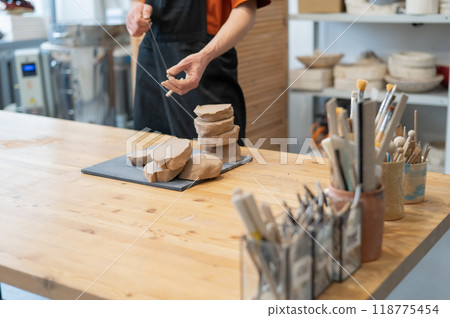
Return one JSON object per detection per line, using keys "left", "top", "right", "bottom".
{"left": 290, "top": 87, "right": 449, "bottom": 107}
{"left": 289, "top": 13, "right": 450, "bottom": 24}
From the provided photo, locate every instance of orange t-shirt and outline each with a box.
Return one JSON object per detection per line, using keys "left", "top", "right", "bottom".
{"left": 207, "top": 0, "right": 271, "bottom": 35}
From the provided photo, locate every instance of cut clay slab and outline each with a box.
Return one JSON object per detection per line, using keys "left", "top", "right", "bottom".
{"left": 194, "top": 116, "right": 235, "bottom": 137}
{"left": 127, "top": 149, "right": 153, "bottom": 167}
{"left": 198, "top": 125, "right": 240, "bottom": 147}
{"left": 203, "top": 143, "right": 241, "bottom": 164}
{"left": 194, "top": 104, "right": 234, "bottom": 122}
{"left": 143, "top": 162, "right": 184, "bottom": 183}
{"left": 179, "top": 153, "right": 223, "bottom": 181}
{"left": 151, "top": 137, "right": 192, "bottom": 170}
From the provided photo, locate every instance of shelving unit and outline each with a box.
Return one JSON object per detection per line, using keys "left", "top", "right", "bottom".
{"left": 290, "top": 13, "right": 450, "bottom": 24}
{"left": 289, "top": 13, "right": 450, "bottom": 174}
{"left": 291, "top": 87, "right": 449, "bottom": 107}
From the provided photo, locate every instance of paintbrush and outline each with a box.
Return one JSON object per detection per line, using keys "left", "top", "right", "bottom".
{"left": 375, "top": 105, "right": 395, "bottom": 148}
{"left": 375, "top": 84, "right": 394, "bottom": 123}
{"left": 357, "top": 79, "right": 368, "bottom": 103}
{"left": 376, "top": 94, "right": 409, "bottom": 164}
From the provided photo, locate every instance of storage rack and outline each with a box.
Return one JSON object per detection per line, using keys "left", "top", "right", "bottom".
{"left": 289, "top": 13, "right": 450, "bottom": 174}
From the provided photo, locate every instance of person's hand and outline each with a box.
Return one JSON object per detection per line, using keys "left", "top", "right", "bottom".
{"left": 126, "top": 2, "right": 152, "bottom": 37}
{"left": 162, "top": 53, "right": 211, "bottom": 96}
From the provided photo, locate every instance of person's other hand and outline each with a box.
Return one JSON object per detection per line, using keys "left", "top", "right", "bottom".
{"left": 162, "top": 53, "right": 210, "bottom": 95}
{"left": 126, "top": 3, "right": 152, "bottom": 37}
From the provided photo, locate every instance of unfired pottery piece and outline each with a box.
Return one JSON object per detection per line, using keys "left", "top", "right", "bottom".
{"left": 204, "top": 143, "right": 242, "bottom": 164}
{"left": 194, "top": 104, "right": 234, "bottom": 122}
{"left": 127, "top": 149, "right": 152, "bottom": 167}
{"left": 178, "top": 153, "right": 223, "bottom": 181}
{"left": 197, "top": 125, "right": 240, "bottom": 146}
{"left": 143, "top": 162, "right": 184, "bottom": 183}
{"left": 151, "top": 137, "right": 192, "bottom": 170}
{"left": 194, "top": 116, "right": 235, "bottom": 137}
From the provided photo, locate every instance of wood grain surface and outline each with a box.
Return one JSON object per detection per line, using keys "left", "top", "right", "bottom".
{"left": 0, "top": 112, "right": 449, "bottom": 300}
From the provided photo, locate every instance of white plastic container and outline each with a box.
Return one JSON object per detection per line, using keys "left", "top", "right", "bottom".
{"left": 406, "top": 0, "right": 439, "bottom": 14}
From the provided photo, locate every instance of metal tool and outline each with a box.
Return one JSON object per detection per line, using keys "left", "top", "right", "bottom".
{"left": 141, "top": 1, "right": 179, "bottom": 97}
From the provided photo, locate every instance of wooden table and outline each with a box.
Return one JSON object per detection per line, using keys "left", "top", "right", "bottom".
{"left": 0, "top": 112, "right": 449, "bottom": 300}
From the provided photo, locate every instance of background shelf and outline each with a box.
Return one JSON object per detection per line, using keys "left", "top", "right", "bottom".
{"left": 290, "top": 87, "right": 449, "bottom": 107}
{"left": 290, "top": 13, "right": 450, "bottom": 24}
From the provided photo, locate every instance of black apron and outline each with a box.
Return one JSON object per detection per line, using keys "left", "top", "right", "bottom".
{"left": 134, "top": 0, "right": 246, "bottom": 141}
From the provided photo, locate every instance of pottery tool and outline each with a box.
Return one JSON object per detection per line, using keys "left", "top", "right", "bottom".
{"left": 375, "top": 84, "right": 394, "bottom": 124}
{"left": 242, "top": 191, "right": 268, "bottom": 239}
{"left": 376, "top": 94, "right": 409, "bottom": 164}
{"left": 407, "top": 147, "right": 422, "bottom": 164}
{"left": 322, "top": 137, "right": 345, "bottom": 190}
{"left": 245, "top": 237, "right": 278, "bottom": 297}
{"left": 387, "top": 141, "right": 396, "bottom": 162}
{"left": 393, "top": 136, "right": 405, "bottom": 161}
{"left": 232, "top": 189, "right": 263, "bottom": 241}
{"left": 375, "top": 105, "right": 395, "bottom": 147}
{"left": 422, "top": 145, "right": 431, "bottom": 163}
{"left": 375, "top": 84, "right": 396, "bottom": 129}
{"left": 403, "top": 130, "right": 416, "bottom": 154}
{"left": 261, "top": 202, "right": 281, "bottom": 243}
{"left": 140, "top": 1, "right": 180, "bottom": 98}
{"left": 395, "top": 124, "right": 403, "bottom": 137}
{"left": 165, "top": 76, "right": 185, "bottom": 97}
{"left": 357, "top": 79, "right": 368, "bottom": 102}
{"left": 414, "top": 109, "right": 418, "bottom": 142}
{"left": 326, "top": 98, "right": 339, "bottom": 136}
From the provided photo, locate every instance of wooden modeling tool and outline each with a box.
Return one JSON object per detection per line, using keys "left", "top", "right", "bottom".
{"left": 326, "top": 98, "right": 339, "bottom": 136}
{"left": 387, "top": 141, "right": 396, "bottom": 162}
{"left": 393, "top": 136, "right": 405, "bottom": 161}
{"left": 357, "top": 79, "right": 368, "bottom": 102}
{"left": 423, "top": 146, "right": 431, "bottom": 163}
{"left": 376, "top": 94, "right": 409, "bottom": 164}
{"left": 261, "top": 202, "right": 281, "bottom": 243}
{"left": 322, "top": 137, "right": 345, "bottom": 190}
{"left": 232, "top": 189, "right": 263, "bottom": 241}
{"left": 414, "top": 109, "right": 418, "bottom": 142}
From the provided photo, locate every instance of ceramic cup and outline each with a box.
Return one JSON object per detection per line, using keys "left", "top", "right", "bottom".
{"left": 328, "top": 185, "right": 386, "bottom": 263}
{"left": 404, "top": 162, "right": 428, "bottom": 204}
{"left": 381, "top": 160, "right": 405, "bottom": 221}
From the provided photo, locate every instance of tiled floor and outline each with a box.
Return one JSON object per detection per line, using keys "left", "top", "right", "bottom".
{"left": 1, "top": 230, "right": 449, "bottom": 300}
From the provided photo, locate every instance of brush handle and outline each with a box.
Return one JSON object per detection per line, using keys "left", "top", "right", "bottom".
{"left": 376, "top": 94, "right": 409, "bottom": 164}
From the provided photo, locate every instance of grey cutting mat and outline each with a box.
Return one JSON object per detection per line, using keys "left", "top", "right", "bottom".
{"left": 81, "top": 149, "right": 252, "bottom": 191}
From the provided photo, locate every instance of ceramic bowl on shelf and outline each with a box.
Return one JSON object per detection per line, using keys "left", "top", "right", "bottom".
{"left": 384, "top": 74, "right": 444, "bottom": 93}
{"left": 297, "top": 53, "right": 344, "bottom": 68}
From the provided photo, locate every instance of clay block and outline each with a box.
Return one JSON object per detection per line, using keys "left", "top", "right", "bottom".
{"left": 178, "top": 154, "right": 223, "bottom": 181}
{"left": 194, "top": 116, "right": 235, "bottom": 137}
{"left": 198, "top": 125, "right": 240, "bottom": 147}
{"left": 127, "top": 149, "right": 152, "bottom": 167}
{"left": 151, "top": 137, "right": 192, "bottom": 170}
{"left": 194, "top": 104, "right": 234, "bottom": 122}
{"left": 204, "top": 143, "right": 241, "bottom": 164}
{"left": 143, "top": 162, "right": 183, "bottom": 183}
